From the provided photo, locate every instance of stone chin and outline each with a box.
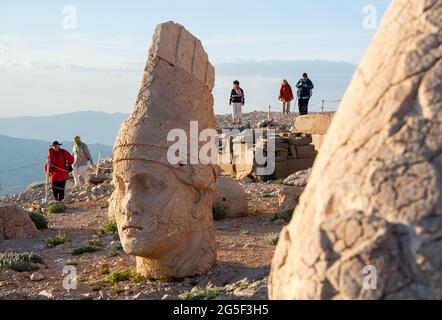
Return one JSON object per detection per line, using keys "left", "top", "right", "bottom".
{"left": 120, "top": 235, "right": 158, "bottom": 257}
{"left": 117, "top": 222, "right": 188, "bottom": 258}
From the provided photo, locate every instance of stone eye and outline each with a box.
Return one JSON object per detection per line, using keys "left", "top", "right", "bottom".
{"left": 142, "top": 176, "right": 162, "bottom": 192}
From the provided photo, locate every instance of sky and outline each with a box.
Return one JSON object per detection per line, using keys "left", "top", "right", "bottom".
{"left": 0, "top": 0, "right": 391, "bottom": 117}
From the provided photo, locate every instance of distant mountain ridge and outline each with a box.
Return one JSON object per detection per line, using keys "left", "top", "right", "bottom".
{"left": 0, "top": 134, "right": 112, "bottom": 196}
{"left": 0, "top": 111, "right": 128, "bottom": 146}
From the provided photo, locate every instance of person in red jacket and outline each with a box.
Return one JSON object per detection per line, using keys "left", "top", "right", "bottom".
{"left": 279, "top": 79, "right": 294, "bottom": 115}
{"left": 44, "top": 141, "right": 74, "bottom": 201}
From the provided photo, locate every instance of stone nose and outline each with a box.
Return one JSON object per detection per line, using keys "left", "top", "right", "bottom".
{"left": 122, "top": 192, "right": 141, "bottom": 216}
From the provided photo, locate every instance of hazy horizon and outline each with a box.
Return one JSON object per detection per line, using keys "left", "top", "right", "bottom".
{"left": 0, "top": 58, "right": 356, "bottom": 118}
{"left": 0, "top": 0, "right": 390, "bottom": 117}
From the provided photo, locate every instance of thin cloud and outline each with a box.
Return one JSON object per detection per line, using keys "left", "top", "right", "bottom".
{"left": 0, "top": 42, "right": 9, "bottom": 67}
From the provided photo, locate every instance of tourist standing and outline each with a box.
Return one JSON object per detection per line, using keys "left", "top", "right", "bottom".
{"left": 279, "top": 79, "right": 294, "bottom": 114}
{"left": 296, "top": 73, "right": 315, "bottom": 115}
{"left": 72, "top": 136, "right": 94, "bottom": 187}
{"left": 229, "top": 80, "right": 245, "bottom": 125}
{"left": 44, "top": 141, "right": 74, "bottom": 202}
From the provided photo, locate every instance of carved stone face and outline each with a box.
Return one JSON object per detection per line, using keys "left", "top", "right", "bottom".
{"left": 112, "top": 160, "right": 197, "bottom": 258}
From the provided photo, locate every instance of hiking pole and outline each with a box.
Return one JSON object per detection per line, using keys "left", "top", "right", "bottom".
{"left": 43, "top": 160, "right": 49, "bottom": 204}
{"left": 95, "top": 148, "right": 102, "bottom": 177}
{"left": 268, "top": 105, "right": 271, "bottom": 121}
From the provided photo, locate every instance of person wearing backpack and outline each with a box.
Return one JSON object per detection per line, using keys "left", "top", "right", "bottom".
{"left": 296, "top": 73, "right": 315, "bottom": 115}
{"left": 44, "top": 141, "right": 74, "bottom": 201}
{"left": 72, "top": 136, "right": 94, "bottom": 187}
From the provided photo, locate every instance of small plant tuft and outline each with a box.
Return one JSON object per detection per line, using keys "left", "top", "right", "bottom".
{"left": 0, "top": 252, "right": 43, "bottom": 272}
{"left": 109, "top": 251, "right": 119, "bottom": 257}
{"left": 179, "top": 287, "right": 226, "bottom": 300}
{"left": 89, "top": 238, "right": 103, "bottom": 247}
{"left": 72, "top": 246, "right": 99, "bottom": 256}
{"left": 27, "top": 182, "right": 45, "bottom": 191}
{"left": 265, "top": 232, "right": 280, "bottom": 246}
{"left": 212, "top": 206, "right": 225, "bottom": 221}
{"left": 66, "top": 260, "right": 77, "bottom": 266}
{"left": 47, "top": 202, "right": 66, "bottom": 214}
{"left": 100, "top": 218, "right": 118, "bottom": 234}
{"left": 105, "top": 269, "right": 146, "bottom": 285}
{"left": 46, "top": 232, "right": 67, "bottom": 248}
{"left": 236, "top": 280, "right": 251, "bottom": 290}
{"left": 29, "top": 211, "right": 48, "bottom": 230}
{"left": 274, "top": 179, "right": 284, "bottom": 185}
{"left": 99, "top": 266, "right": 110, "bottom": 275}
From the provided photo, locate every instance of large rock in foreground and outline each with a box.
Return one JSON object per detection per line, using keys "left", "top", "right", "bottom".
{"left": 270, "top": 0, "right": 442, "bottom": 300}
{"left": 0, "top": 205, "right": 39, "bottom": 240}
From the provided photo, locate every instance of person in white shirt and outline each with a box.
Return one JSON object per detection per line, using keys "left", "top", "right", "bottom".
{"left": 71, "top": 136, "right": 94, "bottom": 187}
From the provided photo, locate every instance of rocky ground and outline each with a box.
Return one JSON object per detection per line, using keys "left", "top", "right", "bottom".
{"left": 0, "top": 201, "right": 284, "bottom": 300}
{"left": 216, "top": 111, "right": 297, "bottom": 131}
{"left": 0, "top": 161, "right": 286, "bottom": 301}
{"left": 0, "top": 112, "right": 315, "bottom": 300}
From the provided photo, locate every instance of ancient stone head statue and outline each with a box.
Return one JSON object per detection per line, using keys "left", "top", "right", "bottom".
{"left": 109, "top": 21, "right": 217, "bottom": 280}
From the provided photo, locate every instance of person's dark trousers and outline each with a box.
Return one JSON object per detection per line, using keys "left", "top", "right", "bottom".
{"left": 298, "top": 98, "right": 310, "bottom": 115}
{"left": 52, "top": 180, "right": 67, "bottom": 201}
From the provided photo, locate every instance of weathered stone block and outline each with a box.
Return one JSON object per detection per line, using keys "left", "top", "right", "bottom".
{"left": 274, "top": 161, "right": 288, "bottom": 179}
{"left": 293, "top": 114, "right": 334, "bottom": 135}
{"left": 287, "top": 158, "right": 315, "bottom": 174}
{"left": 288, "top": 135, "right": 313, "bottom": 146}
{"left": 296, "top": 145, "right": 316, "bottom": 159}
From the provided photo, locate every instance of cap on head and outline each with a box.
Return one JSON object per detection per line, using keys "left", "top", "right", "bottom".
{"left": 52, "top": 141, "right": 62, "bottom": 147}
{"left": 233, "top": 80, "right": 240, "bottom": 85}
{"left": 303, "top": 73, "right": 308, "bottom": 78}
{"left": 74, "top": 136, "right": 81, "bottom": 142}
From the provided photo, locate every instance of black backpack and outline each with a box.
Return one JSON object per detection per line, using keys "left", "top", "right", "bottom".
{"left": 61, "top": 149, "right": 73, "bottom": 173}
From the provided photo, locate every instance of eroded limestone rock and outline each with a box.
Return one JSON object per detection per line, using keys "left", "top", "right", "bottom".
{"left": 293, "top": 114, "right": 334, "bottom": 135}
{"left": 270, "top": 0, "right": 442, "bottom": 299}
{"left": 214, "top": 176, "right": 248, "bottom": 218}
{"left": 275, "top": 169, "right": 311, "bottom": 221}
{"left": 109, "top": 21, "right": 217, "bottom": 280}
{"left": 0, "top": 205, "right": 39, "bottom": 240}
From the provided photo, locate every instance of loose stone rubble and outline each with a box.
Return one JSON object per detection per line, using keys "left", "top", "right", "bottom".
{"left": 218, "top": 130, "right": 316, "bottom": 181}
